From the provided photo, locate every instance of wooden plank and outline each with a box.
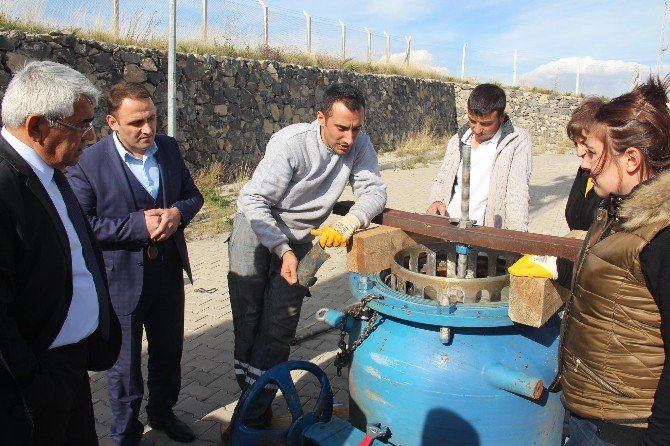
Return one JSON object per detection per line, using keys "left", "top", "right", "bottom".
{"left": 334, "top": 201, "right": 584, "bottom": 261}
{"left": 347, "top": 226, "right": 418, "bottom": 274}
{"left": 508, "top": 276, "right": 570, "bottom": 327}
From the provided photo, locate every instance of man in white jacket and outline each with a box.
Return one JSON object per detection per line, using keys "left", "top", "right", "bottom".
{"left": 427, "top": 83, "right": 532, "bottom": 231}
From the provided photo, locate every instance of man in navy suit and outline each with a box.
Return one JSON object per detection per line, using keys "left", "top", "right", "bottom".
{"left": 68, "top": 82, "right": 203, "bottom": 445}
{"left": 0, "top": 61, "right": 120, "bottom": 445}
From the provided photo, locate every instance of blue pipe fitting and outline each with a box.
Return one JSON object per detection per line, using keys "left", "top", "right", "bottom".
{"left": 455, "top": 243, "right": 470, "bottom": 255}
{"left": 484, "top": 362, "right": 544, "bottom": 400}
{"left": 318, "top": 309, "right": 356, "bottom": 333}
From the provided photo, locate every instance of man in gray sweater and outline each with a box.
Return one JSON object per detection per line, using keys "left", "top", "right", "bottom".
{"left": 226, "top": 83, "right": 387, "bottom": 433}
{"left": 427, "top": 83, "right": 532, "bottom": 231}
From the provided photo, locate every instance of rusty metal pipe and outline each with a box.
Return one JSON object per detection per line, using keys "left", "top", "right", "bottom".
{"left": 333, "top": 202, "right": 583, "bottom": 261}
{"left": 459, "top": 143, "right": 471, "bottom": 229}
{"left": 456, "top": 143, "right": 472, "bottom": 278}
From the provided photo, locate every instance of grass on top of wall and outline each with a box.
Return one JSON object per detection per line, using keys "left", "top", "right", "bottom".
{"left": 0, "top": 11, "right": 578, "bottom": 97}
{"left": 0, "top": 11, "right": 465, "bottom": 84}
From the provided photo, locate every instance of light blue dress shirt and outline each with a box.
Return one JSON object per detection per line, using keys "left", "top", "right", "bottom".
{"left": 1, "top": 127, "right": 99, "bottom": 348}
{"left": 113, "top": 132, "right": 160, "bottom": 200}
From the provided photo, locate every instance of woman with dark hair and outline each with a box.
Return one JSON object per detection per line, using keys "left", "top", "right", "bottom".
{"left": 564, "top": 97, "right": 605, "bottom": 231}
{"left": 557, "top": 98, "right": 605, "bottom": 288}
{"left": 556, "top": 77, "right": 670, "bottom": 445}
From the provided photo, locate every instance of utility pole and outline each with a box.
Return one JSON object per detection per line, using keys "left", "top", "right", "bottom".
{"left": 658, "top": 1, "right": 669, "bottom": 75}
{"left": 112, "top": 0, "right": 119, "bottom": 38}
{"left": 461, "top": 43, "right": 467, "bottom": 80}
{"left": 405, "top": 35, "right": 411, "bottom": 66}
{"left": 303, "top": 10, "right": 311, "bottom": 55}
{"left": 201, "top": 0, "right": 208, "bottom": 43}
{"left": 575, "top": 59, "right": 581, "bottom": 96}
{"left": 364, "top": 27, "right": 372, "bottom": 63}
{"left": 384, "top": 32, "right": 390, "bottom": 64}
{"left": 512, "top": 49, "right": 518, "bottom": 87}
{"left": 338, "top": 19, "right": 346, "bottom": 61}
{"left": 168, "top": 0, "right": 176, "bottom": 137}
{"left": 259, "top": 0, "right": 269, "bottom": 48}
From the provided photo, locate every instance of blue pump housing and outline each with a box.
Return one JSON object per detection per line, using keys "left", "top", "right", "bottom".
{"left": 329, "top": 272, "right": 564, "bottom": 446}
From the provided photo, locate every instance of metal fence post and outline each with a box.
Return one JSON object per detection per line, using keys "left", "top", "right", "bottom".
{"left": 338, "top": 19, "right": 346, "bottom": 61}
{"left": 575, "top": 60, "right": 581, "bottom": 95}
{"left": 364, "top": 27, "right": 371, "bottom": 63}
{"left": 112, "top": 0, "right": 119, "bottom": 37}
{"left": 384, "top": 32, "right": 390, "bottom": 64}
{"left": 168, "top": 0, "right": 176, "bottom": 137}
{"left": 405, "top": 35, "right": 411, "bottom": 66}
{"left": 201, "top": 0, "right": 208, "bottom": 42}
{"left": 461, "top": 42, "right": 467, "bottom": 80}
{"left": 513, "top": 49, "right": 518, "bottom": 86}
{"left": 303, "top": 10, "right": 311, "bottom": 55}
{"left": 259, "top": 0, "right": 268, "bottom": 47}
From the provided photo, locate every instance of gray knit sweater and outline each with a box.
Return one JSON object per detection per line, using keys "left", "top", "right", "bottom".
{"left": 428, "top": 118, "right": 532, "bottom": 231}
{"left": 237, "top": 120, "right": 387, "bottom": 257}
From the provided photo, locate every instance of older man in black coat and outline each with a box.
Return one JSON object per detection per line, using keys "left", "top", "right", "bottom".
{"left": 0, "top": 62, "right": 121, "bottom": 445}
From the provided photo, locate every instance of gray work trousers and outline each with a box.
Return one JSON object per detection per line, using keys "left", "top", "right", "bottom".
{"left": 226, "top": 213, "right": 311, "bottom": 426}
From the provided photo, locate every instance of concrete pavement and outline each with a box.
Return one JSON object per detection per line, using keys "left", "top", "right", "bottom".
{"left": 91, "top": 153, "right": 581, "bottom": 445}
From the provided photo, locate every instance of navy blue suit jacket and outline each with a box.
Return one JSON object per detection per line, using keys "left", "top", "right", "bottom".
{"left": 68, "top": 134, "right": 203, "bottom": 315}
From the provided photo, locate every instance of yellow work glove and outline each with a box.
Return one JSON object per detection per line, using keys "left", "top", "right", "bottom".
{"left": 508, "top": 254, "right": 558, "bottom": 280}
{"left": 310, "top": 213, "right": 361, "bottom": 248}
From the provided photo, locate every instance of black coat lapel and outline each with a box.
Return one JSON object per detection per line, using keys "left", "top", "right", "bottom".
{"left": 0, "top": 135, "right": 71, "bottom": 262}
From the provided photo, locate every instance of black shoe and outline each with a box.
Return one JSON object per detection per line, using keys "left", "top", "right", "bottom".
{"left": 220, "top": 423, "right": 233, "bottom": 446}
{"left": 148, "top": 413, "right": 196, "bottom": 443}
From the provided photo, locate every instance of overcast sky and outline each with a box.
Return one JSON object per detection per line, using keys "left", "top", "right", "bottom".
{"left": 241, "top": 0, "right": 668, "bottom": 97}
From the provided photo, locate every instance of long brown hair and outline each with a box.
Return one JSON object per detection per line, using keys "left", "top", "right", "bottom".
{"left": 590, "top": 77, "right": 670, "bottom": 180}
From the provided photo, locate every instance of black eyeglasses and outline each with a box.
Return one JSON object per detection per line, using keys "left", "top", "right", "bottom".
{"left": 44, "top": 116, "right": 94, "bottom": 137}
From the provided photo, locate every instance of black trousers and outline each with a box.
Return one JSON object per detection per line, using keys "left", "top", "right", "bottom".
{"left": 31, "top": 341, "right": 98, "bottom": 446}
{"left": 227, "top": 213, "right": 312, "bottom": 426}
{"left": 107, "top": 246, "right": 185, "bottom": 446}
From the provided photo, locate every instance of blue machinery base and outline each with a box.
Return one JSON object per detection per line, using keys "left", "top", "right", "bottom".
{"left": 235, "top": 272, "right": 564, "bottom": 445}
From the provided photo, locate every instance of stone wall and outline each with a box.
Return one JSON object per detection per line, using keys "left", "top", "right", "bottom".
{"left": 453, "top": 84, "right": 582, "bottom": 154}
{"left": 0, "top": 30, "right": 459, "bottom": 177}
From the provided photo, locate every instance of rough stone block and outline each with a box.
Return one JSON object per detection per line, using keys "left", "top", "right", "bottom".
{"left": 508, "top": 276, "right": 570, "bottom": 327}
{"left": 6, "top": 52, "right": 30, "bottom": 73}
{"left": 123, "top": 63, "right": 147, "bottom": 83}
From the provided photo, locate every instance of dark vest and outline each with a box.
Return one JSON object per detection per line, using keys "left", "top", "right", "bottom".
{"left": 119, "top": 161, "right": 180, "bottom": 269}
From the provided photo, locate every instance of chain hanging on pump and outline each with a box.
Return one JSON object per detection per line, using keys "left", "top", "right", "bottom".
{"left": 334, "top": 293, "right": 384, "bottom": 377}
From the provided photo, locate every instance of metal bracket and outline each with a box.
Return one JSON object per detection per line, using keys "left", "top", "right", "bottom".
{"left": 366, "top": 423, "right": 390, "bottom": 440}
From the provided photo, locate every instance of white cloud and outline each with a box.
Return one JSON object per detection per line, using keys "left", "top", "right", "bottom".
{"left": 519, "top": 57, "right": 654, "bottom": 97}
{"left": 383, "top": 49, "right": 450, "bottom": 75}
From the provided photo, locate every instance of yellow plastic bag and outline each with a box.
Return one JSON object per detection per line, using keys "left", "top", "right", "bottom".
{"left": 508, "top": 254, "right": 558, "bottom": 280}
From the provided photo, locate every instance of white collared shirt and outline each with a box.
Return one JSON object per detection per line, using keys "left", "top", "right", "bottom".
{"left": 447, "top": 126, "right": 503, "bottom": 225}
{"left": 1, "top": 127, "right": 99, "bottom": 348}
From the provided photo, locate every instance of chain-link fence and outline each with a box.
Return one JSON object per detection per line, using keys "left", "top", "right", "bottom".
{"left": 2, "top": 0, "right": 652, "bottom": 96}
